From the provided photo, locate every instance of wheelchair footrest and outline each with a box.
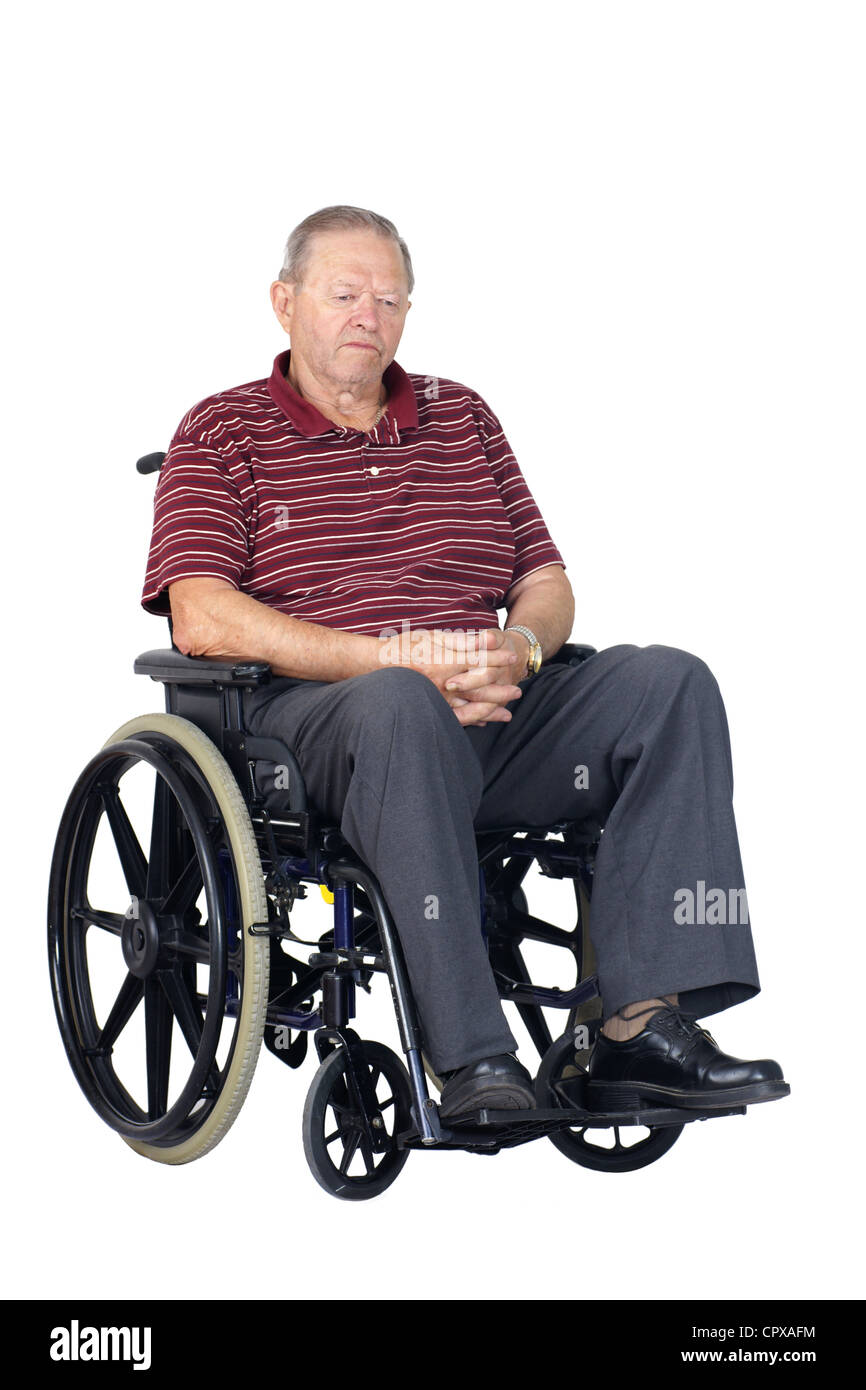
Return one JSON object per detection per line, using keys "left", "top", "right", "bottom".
{"left": 399, "top": 1100, "right": 748, "bottom": 1153}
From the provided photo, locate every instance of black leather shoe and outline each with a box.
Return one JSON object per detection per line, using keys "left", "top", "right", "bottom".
{"left": 586, "top": 1005, "right": 789, "bottom": 1111}
{"left": 439, "top": 1053, "right": 536, "bottom": 1119}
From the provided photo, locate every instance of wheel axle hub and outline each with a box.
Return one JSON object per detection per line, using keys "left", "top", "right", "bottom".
{"left": 121, "top": 898, "right": 161, "bottom": 978}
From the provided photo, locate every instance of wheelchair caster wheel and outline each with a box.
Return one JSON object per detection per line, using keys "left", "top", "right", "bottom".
{"left": 302, "top": 1041, "right": 412, "bottom": 1200}
{"left": 535, "top": 1032, "right": 684, "bottom": 1172}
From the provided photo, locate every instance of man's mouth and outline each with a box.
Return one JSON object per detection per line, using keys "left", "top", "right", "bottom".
{"left": 342, "top": 341, "right": 379, "bottom": 350}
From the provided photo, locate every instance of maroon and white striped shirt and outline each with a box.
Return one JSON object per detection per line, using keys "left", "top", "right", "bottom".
{"left": 141, "top": 348, "right": 566, "bottom": 637}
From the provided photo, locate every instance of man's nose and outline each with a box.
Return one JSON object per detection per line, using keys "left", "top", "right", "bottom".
{"left": 351, "top": 291, "right": 380, "bottom": 327}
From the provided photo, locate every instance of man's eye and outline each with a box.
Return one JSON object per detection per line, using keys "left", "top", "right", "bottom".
{"left": 335, "top": 294, "right": 354, "bottom": 302}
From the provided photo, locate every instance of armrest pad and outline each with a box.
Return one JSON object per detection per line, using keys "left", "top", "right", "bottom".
{"left": 548, "top": 642, "right": 598, "bottom": 667}
{"left": 134, "top": 649, "right": 272, "bottom": 687}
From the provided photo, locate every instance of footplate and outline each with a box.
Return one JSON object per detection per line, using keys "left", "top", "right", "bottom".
{"left": 397, "top": 1089, "right": 748, "bottom": 1154}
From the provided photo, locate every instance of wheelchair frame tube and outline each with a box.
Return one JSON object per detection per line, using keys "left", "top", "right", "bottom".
{"left": 324, "top": 856, "right": 437, "bottom": 1143}
{"left": 332, "top": 881, "right": 355, "bottom": 1018}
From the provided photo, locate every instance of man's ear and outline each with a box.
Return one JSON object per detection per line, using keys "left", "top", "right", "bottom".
{"left": 270, "top": 279, "right": 295, "bottom": 333}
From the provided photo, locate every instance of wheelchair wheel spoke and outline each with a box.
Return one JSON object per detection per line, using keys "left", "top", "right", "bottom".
{"left": 100, "top": 784, "right": 148, "bottom": 898}
{"left": 165, "top": 929, "right": 211, "bottom": 964}
{"left": 358, "top": 1136, "right": 375, "bottom": 1175}
{"left": 146, "top": 775, "right": 174, "bottom": 900}
{"left": 339, "top": 1130, "right": 362, "bottom": 1174}
{"left": 144, "top": 977, "right": 173, "bottom": 1118}
{"left": 161, "top": 850, "right": 203, "bottom": 915}
{"left": 73, "top": 906, "right": 126, "bottom": 935}
{"left": 99, "top": 971, "right": 144, "bottom": 1051}
{"left": 159, "top": 970, "right": 203, "bottom": 1059}
{"left": 160, "top": 972, "right": 223, "bottom": 1096}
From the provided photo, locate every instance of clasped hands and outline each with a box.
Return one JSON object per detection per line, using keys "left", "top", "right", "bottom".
{"left": 380, "top": 627, "right": 529, "bottom": 727}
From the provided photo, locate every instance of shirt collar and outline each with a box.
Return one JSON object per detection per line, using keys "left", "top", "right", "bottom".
{"left": 267, "top": 348, "right": 419, "bottom": 437}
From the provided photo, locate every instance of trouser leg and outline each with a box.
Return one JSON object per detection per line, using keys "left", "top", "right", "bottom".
{"left": 246, "top": 666, "right": 518, "bottom": 1073}
{"left": 466, "top": 644, "right": 761, "bottom": 1021}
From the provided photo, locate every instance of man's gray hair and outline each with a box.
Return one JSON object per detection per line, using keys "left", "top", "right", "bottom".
{"left": 278, "top": 205, "right": 414, "bottom": 294}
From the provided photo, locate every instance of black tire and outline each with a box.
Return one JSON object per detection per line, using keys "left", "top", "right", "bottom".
{"left": 536, "top": 1031, "right": 684, "bottom": 1172}
{"left": 302, "top": 1041, "right": 412, "bottom": 1200}
{"left": 48, "top": 714, "right": 269, "bottom": 1164}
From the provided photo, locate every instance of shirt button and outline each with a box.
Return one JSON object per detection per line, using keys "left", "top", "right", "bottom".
{"left": 369, "top": 466, "right": 380, "bottom": 476}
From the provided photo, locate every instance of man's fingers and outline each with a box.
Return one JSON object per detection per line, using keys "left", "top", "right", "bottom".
{"left": 450, "top": 699, "right": 513, "bottom": 725}
{"left": 446, "top": 659, "right": 519, "bottom": 688}
{"left": 451, "top": 689, "right": 517, "bottom": 725}
{"left": 446, "top": 677, "right": 523, "bottom": 701}
{"left": 433, "top": 632, "right": 518, "bottom": 669}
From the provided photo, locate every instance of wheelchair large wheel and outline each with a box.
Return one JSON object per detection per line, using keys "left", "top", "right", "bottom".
{"left": 302, "top": 1041, "right": 412, "bottom": 1200}
{"left": 536, "top": 1032, "right": 683, "bottom": 1172}
{"left": 48, "top": 713, "right": 269, "bottom": 1164}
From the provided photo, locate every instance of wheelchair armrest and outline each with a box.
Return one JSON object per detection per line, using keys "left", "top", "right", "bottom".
{"left": 548, "top": 642, "right": 598, "bottom": 667}
{"left": 134, "top": 649, "right": 273, "bottom": 687}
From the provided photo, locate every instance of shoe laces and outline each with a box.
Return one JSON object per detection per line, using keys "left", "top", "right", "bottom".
{"left": 618, "top": 998, "right": 718, "bottom": 1049}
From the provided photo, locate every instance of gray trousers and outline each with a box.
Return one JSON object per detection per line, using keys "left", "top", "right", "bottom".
{"left": 245, "top": 644, "right": 761, "bottom": 1074}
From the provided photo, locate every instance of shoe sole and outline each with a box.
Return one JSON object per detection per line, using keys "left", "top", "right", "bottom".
{"left": 439, "top": 1084, "right": 537, "bottom": 1121}
{"left": 586, "top": 1079, "right": 790, "bottom": 1112}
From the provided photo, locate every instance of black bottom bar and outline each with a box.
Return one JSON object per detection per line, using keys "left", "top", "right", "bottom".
{"left": 16, "top": 1298, "right": 855, "bottom": 1372}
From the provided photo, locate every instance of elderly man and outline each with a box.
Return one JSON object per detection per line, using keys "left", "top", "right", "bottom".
{"left": 142, "top": 204, "right": 785, "bottom": 1119}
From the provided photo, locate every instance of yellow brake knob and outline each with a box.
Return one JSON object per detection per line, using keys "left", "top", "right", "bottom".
{"left": 320, "top": 885, "right": 335, "bottom": 904}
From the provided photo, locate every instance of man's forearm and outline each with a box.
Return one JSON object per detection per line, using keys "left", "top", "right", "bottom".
{"left": 170, "top": 571, "right": 574, "bottom": 685}
{"left": 505, "top": 576, "right": 575, "bottom": 666}
{"left": 171, "top": 585, "right": 383, "bottom": 682}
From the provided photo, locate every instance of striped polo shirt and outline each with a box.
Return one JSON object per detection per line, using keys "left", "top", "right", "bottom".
{"left": 141, "top": 348, "right": 566, "bottom": 637}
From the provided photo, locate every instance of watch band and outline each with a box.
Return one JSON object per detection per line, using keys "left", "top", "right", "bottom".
{"left": 505, "top": 625, "right": 542, "bottom": 677}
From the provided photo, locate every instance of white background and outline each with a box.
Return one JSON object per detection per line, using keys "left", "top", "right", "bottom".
{"left": 2, "top": 0, "right": 863, "bottom": 1303}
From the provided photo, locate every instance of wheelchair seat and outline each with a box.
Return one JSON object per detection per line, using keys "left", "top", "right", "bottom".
{"left": 132, "top": 639, "right": 601, "bottom": 829}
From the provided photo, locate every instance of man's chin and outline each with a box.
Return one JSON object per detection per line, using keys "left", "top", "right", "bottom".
{"left": 330, "top": 353, "right": 387, "bottom": 383}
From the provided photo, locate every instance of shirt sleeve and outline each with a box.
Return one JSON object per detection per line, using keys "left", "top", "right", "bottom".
{"left": 141, "top": 428, "right": 251, "bottom": 617}
{"left": 473, "top": 393, "right": 567, "bottom": 588}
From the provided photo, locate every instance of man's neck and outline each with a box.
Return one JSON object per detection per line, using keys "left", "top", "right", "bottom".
{"left": 286, "top": 354, "right": 386, "bottom": 431}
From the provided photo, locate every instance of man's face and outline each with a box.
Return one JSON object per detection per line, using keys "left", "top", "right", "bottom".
{"left": 274, "top": 228, "right": 411, "bottom": 389}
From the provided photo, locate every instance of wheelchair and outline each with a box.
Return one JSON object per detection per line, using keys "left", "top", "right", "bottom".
{"left": 46, "top": 450, "right": 774, "bottom": 1201}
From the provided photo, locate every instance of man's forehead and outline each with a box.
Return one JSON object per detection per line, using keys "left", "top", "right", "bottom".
{"left": 307, "top": 231, "right": 407, "bottom": 285}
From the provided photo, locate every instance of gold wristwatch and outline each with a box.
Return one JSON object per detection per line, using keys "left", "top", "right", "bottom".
{"left": 505, "top": 625, "right": 542, "bottom": 678}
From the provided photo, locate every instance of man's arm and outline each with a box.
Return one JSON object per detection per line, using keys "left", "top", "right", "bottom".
{"left": 168, "top": 578, "right": 526, "bottom": 692}
{"left": 169, "top": 577, "right": 383, "bottom": 682}
{"left": 502, "top": 564, "right": 575, "bottom": 669}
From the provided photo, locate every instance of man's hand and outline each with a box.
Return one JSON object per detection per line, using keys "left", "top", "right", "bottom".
{"left": 381, "top": 626, "right": 527, "bottom": 727}
{"left": 443, "top": 628, "right": 530, "bottom": 726}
